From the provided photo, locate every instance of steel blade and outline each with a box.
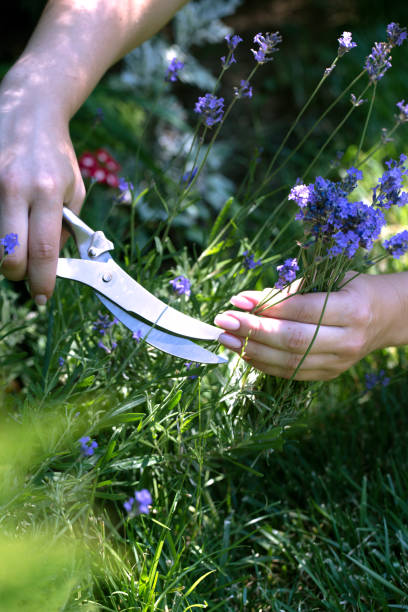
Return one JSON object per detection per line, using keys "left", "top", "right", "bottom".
{"left": 57, "top": 258, "right": 222, "bottom": 340}
{"left": 96, "top": 294, "right": 227, "bottom": 364}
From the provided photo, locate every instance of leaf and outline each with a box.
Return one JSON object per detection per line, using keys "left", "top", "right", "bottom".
{"left": 208, "top": 197, "right": 234, "bottom": 243}
{"left": 184, "top": 570, "right": 216, "bottom": 597}
{"left": 200, "top": 239, "right": 235, "bottom": 259}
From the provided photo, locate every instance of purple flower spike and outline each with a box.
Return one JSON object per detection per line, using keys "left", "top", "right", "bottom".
{"left": 386, "top": 22, "right": 407, "bottom": 47}
{"left": 338, "top": 31, "right": 357, "bottom": 56}
{"left": 364, "top": 42, "right": 392, "bottom": 82}
{"left": 0, "top": 233, "right": 19, "bottom": 256}
{"left": 135, "top": 489, "right": 152, "bottom": 514}
{"left": 194, "top": 94, "right": 224, "bottom": 128}
{"left": 251, "top": 32, "right": 282, "bottom": 63}
{"left": 79, "top": 436, "right": 98, "bottom": 457}
{"left": 288, "top": 183, "right": 313, "bottom": 208}
{"left": 365, "top": 369, "right": 390, "bottom": 390}
{"left": 225, "top": 34, "right": 243, "bottom": 51}
{"left": 169, "top": 275, "right": 191, "bottom": 298}
{"left": 243, "top": 251, "right": 262, "bottom": 270}
{"left": 234, "top": 80, "right": 253, "bottom": 99}
{"left": 123, "top": 497, "right": 134, "bottom": 513}
{"left": 165, "top": 57, "right": 184, "bottom": 82}
{"left": 372, "top": 155, "right": 408, "bottom": 209}
{"left": 181, "top": 167, "right": 198, "bottom": 185}
{"left": 133, "top": 329, "right": 142, "bottom": 342}
{"left": 118, "top": 177, "right": 134, "bottom": 192}
{"left": 396, "top": 100, "right": 408, "bottom": 123}
{"left": 383, "top": 230, "right": 408, "bottom": 259}
{"left": 275, "top": 259, "right": 299, "bottom": 290}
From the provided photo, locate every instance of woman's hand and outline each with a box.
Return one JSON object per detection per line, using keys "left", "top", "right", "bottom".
{"left": 0, "top": 72, "right": 85, "bottom": 304}
{"left": 214, "top": 272, "right": 408, "bottom": 381}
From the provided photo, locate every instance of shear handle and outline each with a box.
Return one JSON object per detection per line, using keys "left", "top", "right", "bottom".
{"left": 62, "top": 207, "right": 114, "bottom": 260}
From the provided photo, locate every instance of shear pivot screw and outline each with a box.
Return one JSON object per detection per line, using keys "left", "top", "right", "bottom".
{"left": 88, "top": 247, "right": 98, "bottom": 257}
{"left": 102, "top": 272, "right": 112, "bottom": 283}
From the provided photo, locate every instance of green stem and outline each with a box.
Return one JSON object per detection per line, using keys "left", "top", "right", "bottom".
{"left": 353, "top": 82, "right": 377, "bottom": 165}
{"left": 303, "top": 83, "right": 371, "bottom": 179}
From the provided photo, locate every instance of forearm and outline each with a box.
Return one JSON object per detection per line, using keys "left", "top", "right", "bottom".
{"left": 3, "top": 0, "right": 188, "bottom": 119}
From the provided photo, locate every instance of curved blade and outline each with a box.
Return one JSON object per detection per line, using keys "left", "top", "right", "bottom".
{"left": 57, "top": 258, "right": 222, "bottom": 341}
{"left": 96, "top": 294, "right": 227, "bottom": 364}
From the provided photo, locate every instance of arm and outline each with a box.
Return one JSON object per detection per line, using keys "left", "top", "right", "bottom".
{"left": 214, "top": 272, "right": 408, "bottom": 381}
{"left": 0, "top": 0, "right": 188, "bottom": 304}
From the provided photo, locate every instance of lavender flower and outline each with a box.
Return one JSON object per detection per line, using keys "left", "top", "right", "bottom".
{"left": 124, "top": 489, "right": 152, "bottom": 515}
{"left": 225, "top": 34, "right": 243, "bottom": 51}
{"left": 386, "top": 22, "right": 407, "bottom": 47}
{"left": 365, "top": 369, "right": 390, "bottom": 390}
{"left": 338, "top": 31, "right": 357, "bottom": 56}
{"left": 251, "top": 32, "right": 282, "bottom": 63}
{"left": 194, "top": 94, "right": 224, "bottom": 128}
{"left": 98, "top": 340, "right": 111, "bottom": 353}
{"left": 185, "top": 361, "right": 198, "bottom": 379}
{"left": 221, "top": 54, "right": 236, "bottom": 68}
{"left": 118, "top": 177, "right": 134, "bottom": 192}
{"left": 181, "top": 167, "right": 198, "bottom": 185}
{"left": 169, "top": 275, "right": 191, "bottom": 297}
{"left": 243, "top": 251, "right": 262, "bottom": 270}
{"left": 0, "top": 233, "right": 19, "bottom": 256}
{"left": 123, "top": 497, "right": 134, "bottom": 513}
{"left": 133, "top": 329, "right": 142, "bottom": 342}
{"left": 372, "top": 154, "right": 408, "bottom": 209}
{"left": 396, "top": 100, "right": 408, "bottom": 123}
{"left": 292, "top": 171, "right": 386, "bottom": 259}
{"left": 165, "top": 57, "right": 184, "bottom": 82}
{"left": 234, "top": 80, "right": 253, "bottom": 99}
{"left": 275, "top": 258, "right": 299, "bottom": 290}
{"left": 79, "top": 436, "right": 98, "bottom": 457}
{"left": 221, "top": 34, "right": 243, "bottom": 67}
{"left": 93, "top": 313, "right": 117, "bottom": 336}
{"left": 135, "top": 489, "right": 152, "bottom": 514}
{"left": 288, "top": 183, "right": 313, "bottom": 208}
{"left": 350, "top": 93, "right": 365, "bottom": 107}
{"left": 58, "top": 357, "right": 65, "bottom": 367}
{"left": 364, "top": 41, "right": 392, "bottom": 82}
{"left": 383, "top": 230, "right": 408, "bottom": 259}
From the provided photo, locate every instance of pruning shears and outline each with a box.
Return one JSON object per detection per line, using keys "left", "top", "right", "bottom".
{"left": 56, "top": 207, "right": 226, "bottom": 364}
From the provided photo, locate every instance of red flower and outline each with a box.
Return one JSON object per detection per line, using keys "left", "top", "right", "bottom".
{"left": 78, "top": 148, "right": 121, "bottom": 187}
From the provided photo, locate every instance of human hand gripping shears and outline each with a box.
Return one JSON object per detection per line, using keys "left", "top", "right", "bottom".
{"left": 56, "top": 207, "right": 226, "bottom": 364}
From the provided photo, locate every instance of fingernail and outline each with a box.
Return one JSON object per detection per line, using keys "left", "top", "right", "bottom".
{"left": 214, "top": 313, "right": 240, "bottom": 331}
{"left": 34, "top": 294, "right": 47, "bottom": 306}
{"left": 218, "top": 333, "right": 243, "bottom": 350}
{"left": 230, "top": 295, "right": 254, "bottom": 309}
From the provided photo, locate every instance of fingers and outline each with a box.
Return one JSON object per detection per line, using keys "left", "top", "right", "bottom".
{"left": 214, "top": 310, "right": 346, "bottom": 354}
{"left": 229, "top": 288, "right": 357, "bottom": 327}
{"left": 28, "top": 197, "right": 63, "bottom": 303}
{"left": 244, "top": 358, "right": 337, "bottom": 381}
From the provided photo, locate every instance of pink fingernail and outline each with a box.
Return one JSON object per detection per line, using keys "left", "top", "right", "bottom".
{"left": 214, "top": 314, "right": 240, "bottom": 331}
{"left": 218, "top": 333, "right": 243, "bottom": 350}
{"left": 230, "top": 295, "right": 254, "bottom": 309}
{"left": 34, "top": 294, "right": 47, "bottom": 306}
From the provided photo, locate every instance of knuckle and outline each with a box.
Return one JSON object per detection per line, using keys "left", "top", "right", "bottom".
{"left": 284, "top": 326, "right": 309, "bottom": 352}
{"left": 30, "top": 240, "right": 58, "bottom": 261}
{"left": 33, "top": 174, "right": 61, "bottom": 199}
{"left": 248, "top": 317, "right": 264, "bottom": 341}
{"left": 286, "top": 352, "right": 302, "bottom": 370}
{"left": 0, "top": 169, "right": 26, "bottom": 197}
{"left": 346, "top": 302, "right": 371, "bottom": 328}
{"left": 344, "top": 333, "right": 365, "bottom": 358}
